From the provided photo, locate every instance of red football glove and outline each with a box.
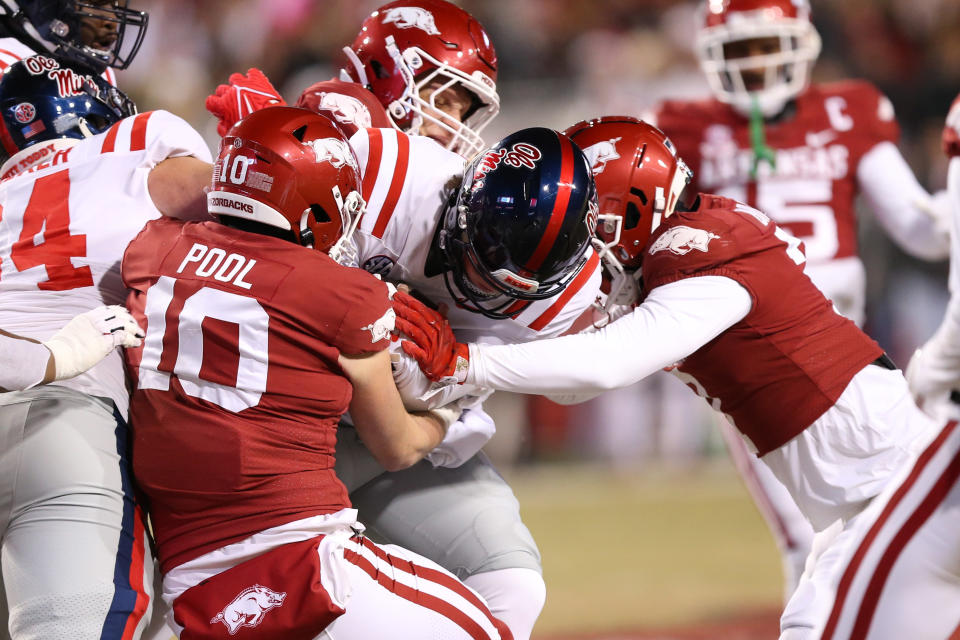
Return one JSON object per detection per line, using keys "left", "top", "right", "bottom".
{"left": 392, "top": 291, "right": 469, "bottom": 384}
{"left": 205, "top": 68, "right": 287, "bottom": 137}
{"left": 943, "top": 93, "right": 960, "bottom": 158}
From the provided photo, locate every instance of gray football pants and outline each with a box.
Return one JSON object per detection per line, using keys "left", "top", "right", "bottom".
{"left": 0, "top": 387, "right": 153, "bottom": 639}
{"left": 334, "top": 424, "right": 542, "bottom": 579}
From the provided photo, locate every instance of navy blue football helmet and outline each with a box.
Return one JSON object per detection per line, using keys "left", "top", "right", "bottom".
{"left": 0, "top": 1, "right": 148, "bottom": 73}
{"left": 439, "top": 126, "right": 598, "bottom": 319}
{"left": 0, "top": 55, "right": 135, "bottom": 156}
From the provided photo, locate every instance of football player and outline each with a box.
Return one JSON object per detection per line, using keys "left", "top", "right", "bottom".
{"left": 205, "top": 0, "right": 498, "bottom": 158}
{"left": 121, "top": 106, "right": 511, "bottom": 640}
{"left": 330, "top": 122, "right": 601, "bottom": 640}
{"left": 802, "top": 95, "right": 960, "bottom": 640}
{"left": 0, "top": 55, "right": 211, "bottom": 639}
{"left": 644, "top": 0, "right": 951, "bottom": 597}
{"left": 0, "top": 0, "right": 148, "bottom": 82}
{"left": 393, "top": 117, "right": 943, "bottom": 640}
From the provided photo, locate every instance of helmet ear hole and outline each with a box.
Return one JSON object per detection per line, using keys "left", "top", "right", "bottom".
{"left": 291, "top": 125, "right": 307, "bottom": 142}
{"left": 310, "top": 204, "right": 331, "bottom": 224}
{"left": 624, "top": 201, "right": 642, "bottom": 231}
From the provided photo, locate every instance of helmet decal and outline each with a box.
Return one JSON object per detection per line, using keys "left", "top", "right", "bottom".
{"left": 382, "top": 6, "right": 441, "bottom": 35}
{"left": 306, "top": 137, "right": 358, "bottom": 172}
{"left": 582, "top": 137, "right": 622, "bottom": 175}
{"left": 473, "top": 142, "right": 542, "bottom": 183}
{"left": 12, "top": 102, "right": 36, "bottom": 124}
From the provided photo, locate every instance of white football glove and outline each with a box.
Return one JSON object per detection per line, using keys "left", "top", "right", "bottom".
{"left": 425, "top": 404, "right": 496, "bottom": 469}
{"left": 43, "top": 305, "right": 145, "bottom": 381}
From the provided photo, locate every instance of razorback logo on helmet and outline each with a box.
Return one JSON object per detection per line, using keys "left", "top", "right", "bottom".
{"left": 316, "top": 92, "right": 373, "bottom": 129}
{"left": 13, "top": 102, "right": 36, "bottom": 124}
{"left": 473, "top": 142, "right": 542, "bottom": 182}
{"left": 362, "top": 308, "right": 396, "bottom": 343}
{"left": 381, "top": 6, "right": 440, "bottom": 35}
{"left": 649, "top": 226, "right": 720, "bottom": 256}
{"left": 582, "top": 137, "right": 621, "bottom": 175}
{"left": 306, "top": 138, "right": 357, "bottom": 173}
{"left": 943, "top": 94, "right": 960, "bottom": 158}
{"left": 210, "top": 584, "right": 286, "bottom": 635}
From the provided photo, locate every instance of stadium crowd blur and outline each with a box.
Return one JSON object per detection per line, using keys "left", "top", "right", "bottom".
{"left": 121, "top": 0, "right": 960, "bottom": 466}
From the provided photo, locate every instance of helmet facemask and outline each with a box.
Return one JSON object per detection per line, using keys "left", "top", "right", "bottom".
{"left": 382, "top": 39, "right": 499, "bottom": 158}
{"left": 696, "top": 11, "right": 821, "bottom": 118}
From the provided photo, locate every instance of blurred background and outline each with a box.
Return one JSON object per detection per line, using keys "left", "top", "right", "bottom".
{"left": 117, "top": 1, "right": 959, "bottom": 637}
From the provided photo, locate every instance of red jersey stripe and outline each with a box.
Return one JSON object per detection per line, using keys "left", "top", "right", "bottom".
{"left": 101, "top": 120, "right": 123, "bottom": 154}
{"left": 120, "top": 506, "right": 150, "bottom": 640}
{"left": 525, "top": 133, "right": 574, "bottom": 272}
{"left": 371, "top": 131, "right": 410, "bottom": 239}
{"left": 344, "top": 541, "right": 498, "bottom": 640}
{"left": 356, "top": 537, "right": 496, "bottom": 618}
{"left": 848, "top": 430, "right": 960, "bottom": 639}
{"left": 528, "top": 250, "right": 599, "bottom": 332}
{"left": 821, "top": 420, "right": 958, "bottom": 639}
{"left": 130, "top": 112, "right": 153, "bottom": 152}
{"left": 361, "top": 128, "right": 383, "bottom": 202}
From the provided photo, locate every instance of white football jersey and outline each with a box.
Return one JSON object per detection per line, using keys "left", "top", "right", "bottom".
{"left": 0, "top": 110, "right": 212, "bottom": 415}
{"left": 350, "top": 127, "right": 602, "bottom": 345}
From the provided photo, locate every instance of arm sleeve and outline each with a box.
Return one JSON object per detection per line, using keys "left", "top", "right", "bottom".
{"left": 0, "top": 332, "right": 49, "bottom": 390}
{"left": 466, "top": 275, "right": 752, "bottom": 394}
{"left": 142, "top": 110, "right": 214, "bottom": 166}
{"left": 857, "top": 141, "right": 949, "bottom": 260}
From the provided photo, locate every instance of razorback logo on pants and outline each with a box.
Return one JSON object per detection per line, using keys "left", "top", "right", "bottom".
{"left": 172, "top": 535, "right": 345, "bottom": 640}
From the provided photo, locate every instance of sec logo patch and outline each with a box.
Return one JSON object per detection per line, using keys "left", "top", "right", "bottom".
{"left": 362, "top": 255, "right": 395, "bottom": 277}
{"left": 13, "top": 102, "right": 36, "bottom": 124}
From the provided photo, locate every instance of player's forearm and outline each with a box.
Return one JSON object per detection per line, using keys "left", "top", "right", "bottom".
{"left": 466, "top": 276, "right": 751, "bottom": 395}
{"left": 858, "top": 142, "right": 950, "bottom": 260}
{"left": 343, "top": 349, "right": 449, "bottom": 470}
{"left": 0, "top": 330, "right": 53, "bottom": 391}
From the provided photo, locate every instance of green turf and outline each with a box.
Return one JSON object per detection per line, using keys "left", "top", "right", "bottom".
{"left": 504, "top": 460, "right": 785, "bottom": 636}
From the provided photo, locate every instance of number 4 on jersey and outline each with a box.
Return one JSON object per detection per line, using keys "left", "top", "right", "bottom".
{"left": 8, "top": 170, "right": 93, "bottom": 290}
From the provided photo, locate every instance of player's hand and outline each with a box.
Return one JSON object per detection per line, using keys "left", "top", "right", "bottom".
{"left": 43, "top": 305, "right": 145, "bottom": 381}
{"left": 392, "top": 291, "right": 469, "bottom": 384}
{"left": 205, "top": 68, "right": 287, "bottom": 137}
{"left": 905, "top": 338, "right": 960, "bottom": 411}
{"left": 943, "top": 93, "right": 960, "bottom": 158}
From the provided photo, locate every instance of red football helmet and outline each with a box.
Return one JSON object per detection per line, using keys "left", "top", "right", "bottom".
{"left": 208, "top": 106, "right": 365, "bottom": 264}
{"left": 564, "top": 116, "right": 692, "bottom": 307}
{"left": 340, "top": 0, "right": 498, "bottom": 157}
{"left": 695, "top": 0, "right": 821, "bottom": 117}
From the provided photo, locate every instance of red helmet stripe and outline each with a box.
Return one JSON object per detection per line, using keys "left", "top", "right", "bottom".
{"left": 528, "top": 250, "right": 599, "bottom": 331}
{"left": 524, "top": 132, "right": 574, "bottom": 272}
{"left": 371, "top": 130, "right": 410, "bottom": 239}
{"left": 361, "top": 128, "right": 383, "bottom": 201}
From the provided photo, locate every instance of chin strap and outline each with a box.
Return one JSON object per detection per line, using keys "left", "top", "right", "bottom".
{"left": 749, "top": 96, "right": 777, "bottom": 180}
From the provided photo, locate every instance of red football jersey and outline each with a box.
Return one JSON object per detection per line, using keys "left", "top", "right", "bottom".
{"left": 644, "top": 195, "right": 883, "bottom": 455}
{"left": 122, "top": 217, "right": 393, "bottom": 572}
{"left": 654, "top": 81, "right": 898, "bottom": 264}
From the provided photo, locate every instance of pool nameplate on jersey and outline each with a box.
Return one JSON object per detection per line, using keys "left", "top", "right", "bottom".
{"left": 177, "top": 243, "right": 256, "bottom": 290}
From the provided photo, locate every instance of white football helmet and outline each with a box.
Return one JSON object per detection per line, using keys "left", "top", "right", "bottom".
{"left": 695, "top": 0, "right": 821, "bottom": 118}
